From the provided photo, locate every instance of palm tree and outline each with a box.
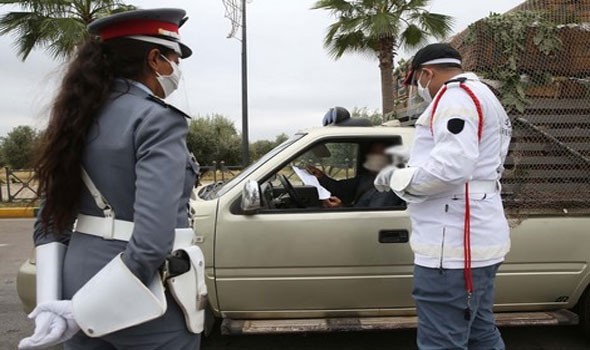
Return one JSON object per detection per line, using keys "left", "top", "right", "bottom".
{"left": 0, "top": 0, "right": 135, "bottom": 61}
{"left": 312, "top": 0, "right": 454, "bottom": 117}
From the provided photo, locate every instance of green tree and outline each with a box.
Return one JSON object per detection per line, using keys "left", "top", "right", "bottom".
{"left": 274, "top": 133, "right": 289, "bottom": 145}
{"left": 249, "top": 140, "right": 274, "bottom": 161}
{"left": 312, "top": 0, "right": 453, "bottom": 116}
{"left": 249, "top": 133, "right": 290, "bottom": 161}
{"left": 0, "top": 0, "right": 135, "bottom": 61}
{"left": 186, "top": 114, "right": 242, "bottom": 166}
{"left": 1, "top": 125, "right": 38, "bottom": 169}
{"left": 351, "top": 106, "right": 382, "bottom": 125}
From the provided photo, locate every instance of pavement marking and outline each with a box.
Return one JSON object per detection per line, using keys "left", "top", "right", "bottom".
{"left": 0, "top": 243, "right": 11, "bottom": 247}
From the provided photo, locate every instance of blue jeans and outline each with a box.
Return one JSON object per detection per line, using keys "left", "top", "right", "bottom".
{"left": 413, "top": 264, "right": 505, "bottom": 350}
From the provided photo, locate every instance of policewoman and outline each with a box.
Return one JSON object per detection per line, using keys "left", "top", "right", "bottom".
{"left": 375, "top": 43, "right": 512, "bottom": 349}
{"left": 19, "top": 8, "right": 206, "bottom": 350}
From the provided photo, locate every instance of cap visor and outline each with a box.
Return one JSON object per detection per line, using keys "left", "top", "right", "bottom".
{"left": 180, "top": 42, "right": 192, "bottom": 58}
{"left": 403, "top": 69, "right": 415, "bottom": 86}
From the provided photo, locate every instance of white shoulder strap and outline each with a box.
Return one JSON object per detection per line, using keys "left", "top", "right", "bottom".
{"left": 81, "top": 167, "right": 114, "bottom": 218}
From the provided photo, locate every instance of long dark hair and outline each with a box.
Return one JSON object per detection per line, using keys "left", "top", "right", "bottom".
{"left": 35, "top": 37, "right": 172, "bottom": 234}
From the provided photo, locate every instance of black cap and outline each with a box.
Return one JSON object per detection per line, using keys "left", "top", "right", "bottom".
{"left": 404, "top": 43, "right": 462, "bottom": 85}
{"left": 88, "top": 8, "right": 192, "bottom": 58}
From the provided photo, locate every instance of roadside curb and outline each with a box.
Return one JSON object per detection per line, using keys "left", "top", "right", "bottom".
{"left": 0, "top": 207, "right": 38, "bottom": 218}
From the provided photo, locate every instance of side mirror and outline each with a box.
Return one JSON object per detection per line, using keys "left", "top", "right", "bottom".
{"left": 241, "top": 180, "right": 262, "bottom": 214}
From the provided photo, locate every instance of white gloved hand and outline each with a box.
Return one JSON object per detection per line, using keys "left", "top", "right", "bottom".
{"left": 386, "top": 145, "right": 410, "bottom": 169}
{"left": 18, "top": 300, "right": 80, "bottom": 349}
{"left": 374, "top": 165, "right": 398, "bottom": 192}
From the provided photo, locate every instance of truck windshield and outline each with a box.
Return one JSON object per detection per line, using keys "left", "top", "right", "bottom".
{"left": 213, "top": 133, "right": 306, "bottom": 198}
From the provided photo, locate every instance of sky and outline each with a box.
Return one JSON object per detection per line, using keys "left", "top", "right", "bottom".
{"left": 0, "top": 0, "right": 524, "bottom": 141}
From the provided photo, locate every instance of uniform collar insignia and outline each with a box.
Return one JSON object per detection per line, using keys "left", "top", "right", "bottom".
{"left": 146, "top": 95, "right": 192, "bottom": 119}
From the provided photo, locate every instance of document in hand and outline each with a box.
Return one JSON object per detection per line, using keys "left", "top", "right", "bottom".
{"left": 291, "top": 166, "right": 332, "bottom": 200}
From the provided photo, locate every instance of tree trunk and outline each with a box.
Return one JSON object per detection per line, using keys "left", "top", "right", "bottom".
{"left": 378, "top": 39, "right": 395, "bottom": 120}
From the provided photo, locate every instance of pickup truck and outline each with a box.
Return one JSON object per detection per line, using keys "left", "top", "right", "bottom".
{"left": 17, "top": 123, "right": 590, "bottom": 336}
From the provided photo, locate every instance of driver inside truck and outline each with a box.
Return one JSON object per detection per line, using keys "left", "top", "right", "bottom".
{"left": 307, "top": 142, "right": 405, "bottom": 209}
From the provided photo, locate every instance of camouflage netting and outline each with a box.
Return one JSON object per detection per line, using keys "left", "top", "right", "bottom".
{"left": 396, "top": 0, "right": 590, "bottom": 217}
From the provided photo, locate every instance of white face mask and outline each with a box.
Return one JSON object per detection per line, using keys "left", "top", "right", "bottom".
{"left": 363, "top": 154, "right": 389, "bottom": 173}
{"left": 417, "top": 71, "right": 433, "bottom": 104}
{"left": 156, "top": 55, "right": 182, "bottom": 98}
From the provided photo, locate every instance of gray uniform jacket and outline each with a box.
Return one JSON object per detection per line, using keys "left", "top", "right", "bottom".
{"left": 33, "top": 80, "right": 198, "bottom": 336}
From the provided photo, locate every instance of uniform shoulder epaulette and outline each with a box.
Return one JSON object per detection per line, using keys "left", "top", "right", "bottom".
{"left": 146, "top": 95, "right": 191, "bottom": 119}
{"left": 444, "top": 77, "right": 468, "bottom": 86}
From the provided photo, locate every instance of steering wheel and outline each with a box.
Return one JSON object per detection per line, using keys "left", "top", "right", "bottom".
{"left": 279, "top": 174, "right": 305, "bottom": 208}
{"left": 261, "top": 181, "right": 276, "bottom": 209}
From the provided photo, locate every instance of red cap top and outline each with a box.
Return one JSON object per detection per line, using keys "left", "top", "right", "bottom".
{"left": 98, "top": 19, "right": 180, "bottom": 41}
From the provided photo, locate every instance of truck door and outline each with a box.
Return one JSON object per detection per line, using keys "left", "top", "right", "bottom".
{"left": 214, "top": 138, "right": 415, "bottom": 317}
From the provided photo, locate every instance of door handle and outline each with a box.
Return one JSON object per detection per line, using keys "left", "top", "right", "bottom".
{"left": 379, "top": 230, "right": 409, "bottom": 244}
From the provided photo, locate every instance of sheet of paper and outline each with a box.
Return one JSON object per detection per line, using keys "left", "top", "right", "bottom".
{"left": 292, "top": 166, "right": 332, "bottom": 200}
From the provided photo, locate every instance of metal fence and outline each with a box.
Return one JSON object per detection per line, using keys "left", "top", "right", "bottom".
{"left": 0, "top": 167, "right": 38, "bottom": 202}
{"left": 451, "top": 1, "right": 590, "bottom": 216}
{"left": 0, "top": 163, "right": 245, "bottom": 202}
{"left": 393, "top": 1, "right": 590, "bottom": 217}
{"left": 199, "top": 161, "right": 243, "bottom": 184}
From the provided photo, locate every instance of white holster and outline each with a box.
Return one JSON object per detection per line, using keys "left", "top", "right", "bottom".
{"left": 75, "top": 168, "right": 207, "bottom": 335}
{"left": 166, "top": 244, "right": 208, "bottom": 334}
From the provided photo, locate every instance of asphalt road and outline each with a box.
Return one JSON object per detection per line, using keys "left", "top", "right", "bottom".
{"left": 1, "top": 219, "right": 589, "bottom": 350}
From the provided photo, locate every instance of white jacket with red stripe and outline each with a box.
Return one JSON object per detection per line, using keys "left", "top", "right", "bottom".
{"left": 391, "top": 72, "right": 513, "bottom": 269}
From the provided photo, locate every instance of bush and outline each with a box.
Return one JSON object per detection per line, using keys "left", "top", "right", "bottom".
{"left": 1, "top": 126, "right": 38, "bottom": 169}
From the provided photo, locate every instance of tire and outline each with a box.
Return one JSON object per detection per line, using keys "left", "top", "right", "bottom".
{"left": 577, "top": 287, "right": 590, "bottom": 337}
{"left": 203, "top": 305, "right": 220, "bottom": 338}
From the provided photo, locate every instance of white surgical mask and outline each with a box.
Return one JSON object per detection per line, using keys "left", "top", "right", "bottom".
{"left": 417, "top": 71, "right": 433, "bottom": 104}
{"left": 156, "top": 55, "right": 182, "bottom": 98}
{"left": 363, "top": 154, "right": 389, "bottom": 173}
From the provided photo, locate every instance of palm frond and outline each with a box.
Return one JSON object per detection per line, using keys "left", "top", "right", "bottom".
{"left": 325, "top": 30, "right": 372, "bottom": 59}
{"left": 399, "top": 23, "right": 428, "bottom": 49}
{"left": 410, "top": 11, "right": 454, "bottom": 39}
{"left": 0, "top": 11, "right": 35, "bottom": 35}
{"left": 404, "top": 0, "right": 429, "bottom": 9}
{"left": 0, "top": 11, "right": 49, "bottom": 59}
{"left": 311, "top": 0, "right": 353, "bottom": 13}
{"left": 0, "top": 0, "right": 135, "bottom": 60}
{"left": 335, "top": 15, "right": 365, "bottom": 33}
{"left": 368, "top": 12, "right": 399, "bottom": 38}
{"left": 108, "top": 4, "right": 137, "bottom": 14}
{"left": 40, "top": 16, "right": 86, "bottom": 59}
{"left": 91, "top": 2, "right": 136, "bottom": 19}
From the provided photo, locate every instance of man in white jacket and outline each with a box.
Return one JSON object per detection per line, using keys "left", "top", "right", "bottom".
{"left": 375, "top": 43, "right": 512, "bottom": 350}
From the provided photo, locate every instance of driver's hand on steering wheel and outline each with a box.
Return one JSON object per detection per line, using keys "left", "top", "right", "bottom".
{"left": 306, "top": 165, "right": 325, "bottom": 179}
{"left": 323, "top": 196, "right": 343, "bottom": 208}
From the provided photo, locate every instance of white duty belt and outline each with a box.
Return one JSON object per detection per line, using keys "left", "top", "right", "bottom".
{"left": 451, "top": 180, "right": 499, "bottom": 198}
{"left": 74, "top": 168, "right": 135, "bottom": 241}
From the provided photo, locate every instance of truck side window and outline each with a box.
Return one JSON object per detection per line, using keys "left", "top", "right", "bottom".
{"left": 259, "top": 139, "right": 406, "bottom": 212}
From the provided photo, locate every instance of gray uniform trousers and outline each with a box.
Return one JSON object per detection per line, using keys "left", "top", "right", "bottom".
{"left": 34, "top": 80, "right": 200, "bottom": 349}
{"left": 413, "top": 263, "right": 505, "bottom": 350}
